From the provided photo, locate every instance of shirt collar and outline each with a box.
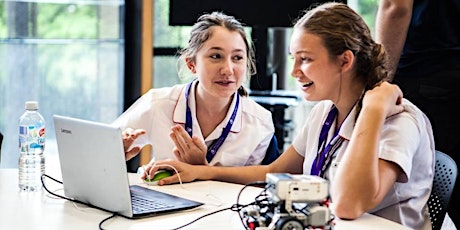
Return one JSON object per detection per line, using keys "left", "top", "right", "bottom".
{"left": 338, "top": 104, "right": 359, "bottom": 141}
{"left": 173, "top": 81, "right": 242, "bottom": 136}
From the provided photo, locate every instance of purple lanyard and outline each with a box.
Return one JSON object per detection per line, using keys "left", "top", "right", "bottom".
{"left": 311, "top": 106, "right": 342, "bottom": 177}
{"left": 184, "top": 81, "right": 240, "bottom": 162}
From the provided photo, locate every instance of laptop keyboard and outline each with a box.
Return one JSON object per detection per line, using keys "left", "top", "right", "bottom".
{"left": 130, "top": 187, "right": 174, "bottom": 213}
{"left": 131, "top": 194, "right": 173, "bottom": 213}
{"left": 128, "top": 185, "right": 203, "bottom": 216}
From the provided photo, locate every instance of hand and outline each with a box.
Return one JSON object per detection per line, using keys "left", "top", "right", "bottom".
{"left": 122, "top": 128, "right": 146, "bottom": 161}
{"left": 363, "top": 81, "right": 404, "bottom": 118}
{"left": 142, "top": 160, "right": 198, "bottom": 186}
{"left": 170, "top": 124, "right": 208, "bottom": 165}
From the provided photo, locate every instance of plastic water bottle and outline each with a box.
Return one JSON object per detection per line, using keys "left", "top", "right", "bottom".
{"left": 18, "top": 101, "right": 46, "bottom": 192}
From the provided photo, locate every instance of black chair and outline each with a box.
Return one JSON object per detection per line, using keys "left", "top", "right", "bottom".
{"left": 0, "top": 132, "right": 3, "bottom": 157}
{"left": 261, "top": 135, "right": 280, "bottom": 165}
{"left": 0, "top": 132, "right": 3, "bottom": 164}
{"left": 428, "top": 150, "right": 458, "bottom": 230}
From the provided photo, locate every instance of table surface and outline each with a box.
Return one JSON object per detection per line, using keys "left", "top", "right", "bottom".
{"left": 0, "top": 162, "right": 412, "bottom": 230}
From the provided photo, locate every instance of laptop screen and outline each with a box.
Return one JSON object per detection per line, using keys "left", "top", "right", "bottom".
{"left": 53, "top": 115, "right": 202, "bottom": 218}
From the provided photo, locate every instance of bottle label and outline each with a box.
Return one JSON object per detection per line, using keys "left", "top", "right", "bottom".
{"left": 19, "top": 125, "right": 45, "bottom": 152}
{"left": 19, "top": 125, "right": 28, "bottom": 135}
{"left": 37, "top": 127, "right": 45, "bottom": 146}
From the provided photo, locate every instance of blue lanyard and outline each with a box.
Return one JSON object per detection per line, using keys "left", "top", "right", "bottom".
{"left": 311, "top": 106, "right": 343, "bottom": 177}
{"left": 184, "top": 81, "right": 240, "bottom": 162}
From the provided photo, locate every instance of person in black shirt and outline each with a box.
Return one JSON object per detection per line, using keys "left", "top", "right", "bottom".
{"left": 376, "top": 0, "right": 460, "bottom": 227}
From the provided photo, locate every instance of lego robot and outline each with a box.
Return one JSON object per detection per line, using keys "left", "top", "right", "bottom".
{"left": 240, "top": 173, "right": 334, "bottom": 230}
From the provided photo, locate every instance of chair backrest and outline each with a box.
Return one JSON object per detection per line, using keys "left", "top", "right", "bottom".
{"left": 0, "top": 133, "right": 3, "bottom": 155}
{"left": 428, "top": 150, "right": 458, "bottom": 230}
{"left": 0, "top": 132, "right": 3, "bottom": 163}
{"left": 261, "top": 134, "right": 280, "bottom": 165}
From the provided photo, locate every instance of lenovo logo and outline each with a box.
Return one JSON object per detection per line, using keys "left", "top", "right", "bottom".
{"left": 60, "top": 128, "right": 72, "bottom": 134}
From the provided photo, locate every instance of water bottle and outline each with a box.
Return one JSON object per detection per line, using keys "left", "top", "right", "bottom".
{"left": 18, "top": 101, "right": 46, "bottom": 192}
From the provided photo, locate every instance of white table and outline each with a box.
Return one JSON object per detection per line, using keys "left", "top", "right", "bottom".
{"left": 0, "top": 168, "right": 412, "bottom": 230}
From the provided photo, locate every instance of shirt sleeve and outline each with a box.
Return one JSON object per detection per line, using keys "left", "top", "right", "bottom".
{"left": 112, "top": 89, "right": 156, "bottom": 150}
{"left": 378, "top": 103, "right": 426, "bottom": 183}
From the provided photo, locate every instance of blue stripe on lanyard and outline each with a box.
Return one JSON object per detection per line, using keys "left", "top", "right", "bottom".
{"left": 311, "top": 106, "right": 340, "bottom": 177}
{"left": 184, "top": 80, "right": 240, "bottom": 163}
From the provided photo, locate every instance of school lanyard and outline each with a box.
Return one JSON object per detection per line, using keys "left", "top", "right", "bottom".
{"left": 311, "top": 106, "right": 344, "bottom": 178}
{"left": 184, "top": 81, "right": 240, "bottom": 163}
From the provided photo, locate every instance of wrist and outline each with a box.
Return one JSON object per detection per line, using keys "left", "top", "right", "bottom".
{"left": 355, "top": 105, "right": 386, "bottom": 131}
{"left": 360, "top": 103, "right": 386, "bottom": 118}
{"left": 195, "top": 165, "right": 213, "bottom": 181}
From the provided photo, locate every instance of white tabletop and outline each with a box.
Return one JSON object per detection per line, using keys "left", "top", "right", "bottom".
{"left": 0, "top": 167, "right": 413, "bottom": 230}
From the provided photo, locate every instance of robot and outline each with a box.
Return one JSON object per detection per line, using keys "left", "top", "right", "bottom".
{"left": 240, "top": 173, "right": 334, "bottom": 230}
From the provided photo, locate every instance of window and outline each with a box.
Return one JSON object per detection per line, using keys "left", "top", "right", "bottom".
{"left": 152, "top": 0, "right": 380, "bottom": 90}
{"left": 0, "top": 0, "right": 124, "bottom": 168}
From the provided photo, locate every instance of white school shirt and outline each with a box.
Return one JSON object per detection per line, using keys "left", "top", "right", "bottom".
{"left": 292, "top": 99, "right": 434, "bottom": 230}
{"left": 113, "top": 81, "right": 275, "bottom": 166}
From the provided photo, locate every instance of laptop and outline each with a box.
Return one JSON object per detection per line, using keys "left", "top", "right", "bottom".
{"left": 53, "top": 115, "right": 203, "bottom": 219}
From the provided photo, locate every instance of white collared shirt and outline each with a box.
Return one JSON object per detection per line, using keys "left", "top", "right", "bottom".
{"left": 292, "top": 99, "right": 434, "bottom": 230}
{"left": 113, "top": 81, "right": 274, "bottom": 166}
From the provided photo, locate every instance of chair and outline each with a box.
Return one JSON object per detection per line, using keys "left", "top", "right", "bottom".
{"left": 0, "top": 132, "right": 3, "bottom": 163}
{"left": 428, "top": 150, "right": 458, "bottom": 230}
{"left": 261, "top": 135, "right": 280, "bottom": 165}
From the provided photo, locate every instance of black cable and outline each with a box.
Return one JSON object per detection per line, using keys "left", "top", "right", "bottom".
{"left": 236, "top": 181, "right": 267, "bottom": 230}
{"left": 41, "top": 174, "right": 119, "bottom": 230}
{"left": 99, "top": 213, "right": 117, "bottom": 230}
{"left": 171, "top": 206, "right": 233, "bottom": 230}
{"left": 41, "top": 175, "right": 269, "bottom": 230}
{"left": 171, "top": 181, "right": 267, "bottom": 230}
{"left": 41, "top": 174, "right": 73, "bottom": 201}
{"left": 170, "top": 202, "right": 260, "bottom": 230}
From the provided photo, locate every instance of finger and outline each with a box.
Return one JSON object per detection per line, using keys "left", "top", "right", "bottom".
{"left": 132, "top": 129, "right": 147, "bottom": 138}
{"left": 123, "top": 135, "right": 135, "bottom": 144}
{"left": 158, "top": 173, "right": 180, "bottom": 186}
{"left": 192, "top": 136, "right": 207, "bottom": 153}
{"left": 144, "top": 161, "right": 175, "bottom": 178}
{"left": 176, "top": 125, "right": 194, "bottom": 146}
{"left": 172, "top": 148, "right": 183, "bottom": 161}
{"left": 141, "top": 166, "right": 148, "bottom": 179}
{"left": 396, "top": 86, "right": 403, "bottom": 105}
{"left": 396, "top": 95, "right": 403, "bottom": 105}
{"left": 170, "top": 131, "right": 182, "bottom": 149}
{"left": 122, "top": 128, "right": 134, "bottom": 138}
{"left": 122, "top": 129, "right": 137, "bottom": 149}
{"left": 172, "top": 125, "right": 193, "bottom": 145}
{"left": 144, "top": 163, "right": 162, "bottom": 180}
{"left": 141, "top": 165, "right": 150, "bottom": 180}
{"left": 178, "top": 127, "right": 194, "bottom": 150}
{"left": 123, "top": 128, "right": 145, "bottom": 142}
{"left": 134, "top": 129, "right": 146, "bottom": 134}
{"left": 170, "top": 131, "right": 189, "bottom": 158}
{"left": 172, "top": 126, "right": 190, "bottom": 151}
{"left": 142, "top": 162, "right": 159, "bottom": 179}
{"left": 125, "top": 146, "right": 140, "bottom": 161}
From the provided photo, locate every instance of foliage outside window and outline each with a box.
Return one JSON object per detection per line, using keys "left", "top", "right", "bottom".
{"left": 0, "top": 1, "right": 124, "bottom": 168}
{"left": 152, "top": 0, "right": 379, "bottom": 90}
